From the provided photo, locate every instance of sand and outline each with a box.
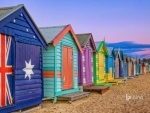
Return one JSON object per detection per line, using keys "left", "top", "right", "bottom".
{"left": 31, "top": 73, "right": 150, "bottom": 113}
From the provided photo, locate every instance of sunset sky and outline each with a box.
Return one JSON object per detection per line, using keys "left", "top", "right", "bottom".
{"left": 1, "top": 0, "right": 150, "bottom": 58}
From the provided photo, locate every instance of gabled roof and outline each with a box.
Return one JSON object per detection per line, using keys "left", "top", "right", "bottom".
{"left": 76, "top": 33, "right": 96, "bottom": 52}
{"left": 95, "top": 41, "right": 101, "bottom": 49}
{"left": 95, "top": 41, "right": 108, "bottom": 55}
{"left": 39, "top": 25, "right": 67, "bottom": 43}
{"left": 0, "top": 4, "right": 47, "bottom": 48}
{"left": 107, "top": 47, "right": 115, "bottom": 57}
{"left": 39, "top": 24, "right": 83, "bottom": 53}
{"left": 114, "top": 50, "right": 123, "bottom": 60}
{"left": 0, "top": 5, "right": 23, "bottom": 21}
{"left": 123, "top": 55, "right": 128, "bottom": 62}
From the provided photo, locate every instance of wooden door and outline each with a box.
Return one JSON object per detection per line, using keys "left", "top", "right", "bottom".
{"left": 62, "top": 46, "right": 73, "bottom": 90}
{"left": 68, "top": 47, "right": 73, "bottom": 89}
{"left": 85, "top": 49, "right": 92, "bottom": 84}
{"left": 99, "top": 53, "right": 105, "bottom": 80}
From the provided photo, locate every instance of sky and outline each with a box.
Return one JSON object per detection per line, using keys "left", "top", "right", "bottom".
{"left": 1, "top": 0, "right": 150, "bottom": 58}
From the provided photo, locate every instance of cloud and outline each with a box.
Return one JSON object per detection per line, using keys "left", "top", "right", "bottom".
{"left": 106, "top": 41, "right": 150, "bottom": 59}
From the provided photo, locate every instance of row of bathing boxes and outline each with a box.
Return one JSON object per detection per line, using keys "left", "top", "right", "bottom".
{"left": 0, "top": 4, "right": 149, "bottom": 113}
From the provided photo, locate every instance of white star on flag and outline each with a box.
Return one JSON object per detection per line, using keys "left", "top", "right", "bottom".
{"left": 23, "top": 59, "right": 34, "bottom": 80}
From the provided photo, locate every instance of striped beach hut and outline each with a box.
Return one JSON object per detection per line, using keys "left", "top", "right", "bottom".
{"left": 107, "top": 47, "right": 115, "bottom": 81}
{"left": 139, "top": 59, "right": 142, "bottom": 75}
{"left": 106, "top": 47, "right": 122, "bottom": 85}
{"left": 94, "top": 41, "right": 112, "bottom": 86}
{"left": 76, "top": 33, "right": 97, "bottom": 87}
{"left": 134, "top": 58, "right": 137, "bottom": 76}
{"left": 39, "top": 25, "right": 83, "bottom": 102}
{"left": 114, "top": 50, "right": 124, "bottom": 78}
{"left": 148, "top": 63, "right": 150, "bottom": 72}
{"left": 0, "top": 4, "right": 47, "bottom": 113}
{"left": 127, "top": 56, "right": 132, "bottom": 76}
{"left": 142, "top": 62, "right": 146, "bottom": 74}
{"left": 131, "top": 58, "right": 134, "bottom": 76}
{"left": 123, "top": 55, "right": 128, "bottom": 78}
{"left": 136, "top": 58, "right": 140, "bottom": 75}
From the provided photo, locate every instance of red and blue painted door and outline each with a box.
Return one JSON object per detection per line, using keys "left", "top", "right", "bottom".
{"left": 62, "top": 46, "right": 73, "bottom": 90}
{"left": 0, "top": 34, "right": 13, "bottom": 107}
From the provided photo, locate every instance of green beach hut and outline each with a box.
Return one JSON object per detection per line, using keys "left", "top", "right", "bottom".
{"left": 39, "top": 25, "right": 83, "bottom": 102}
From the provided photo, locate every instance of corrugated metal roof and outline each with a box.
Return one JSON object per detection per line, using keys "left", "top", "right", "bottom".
{"left": 39, "top": 25, "right": 67, "bottom": 43}
{"left": 76, "top": 33, "right": 91, "bottom": 47}
{"left": 95, "top": 41, "right": 102, "bottom": 49}
{"left": 0, "top": 4, "right": 48, "bottom": 48}
{"left": 0, "top": 4, "right": 23, "bottom": 21}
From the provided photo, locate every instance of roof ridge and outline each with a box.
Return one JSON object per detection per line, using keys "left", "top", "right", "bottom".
{"left": 0, "top": 4, "right": 24, "bottom": 21}
{"left": 76, "top": 33, "right": 91, "bottom": 35}
{"left": 39, "top": 25, "right": 69, "bottom": 29}
{"left": 0, "top": 4, "right": 23, "bottom": 9}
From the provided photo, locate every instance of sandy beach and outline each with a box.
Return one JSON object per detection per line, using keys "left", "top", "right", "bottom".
{"left": 31, "top": 73, "right": 150, "bottom": 113}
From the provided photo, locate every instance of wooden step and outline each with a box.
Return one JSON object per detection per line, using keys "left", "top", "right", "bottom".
{"left": 83, "top": 86, "right": 110, "bottom": 95}
{"left": 57, "top": 92, "right": 90, "bottom": 103}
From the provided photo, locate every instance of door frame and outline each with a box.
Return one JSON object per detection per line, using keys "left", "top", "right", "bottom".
{"left": 61, "top": 42, "right": 74, "bottom": 90}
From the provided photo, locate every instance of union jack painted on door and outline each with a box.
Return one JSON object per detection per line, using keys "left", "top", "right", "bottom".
{"left": 0, "top": 34, "right": 13, "bottom": 107}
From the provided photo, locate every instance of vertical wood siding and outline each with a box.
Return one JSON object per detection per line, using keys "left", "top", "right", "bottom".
{"left": 94, "top": 52, "right": 106, "bottom": 85}
{"left": 43, "top": 32, "right": 79, "bottom": 98}
{"left": 114, "top": 58, "right": 119, "bottom": 78}
{"left": 56, "top": 32, "right": 78, "bottom": 95}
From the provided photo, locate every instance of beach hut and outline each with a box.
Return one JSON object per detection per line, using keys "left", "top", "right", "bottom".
{"left": 134, "top": 58, "right": 137, "bottom": 76}
{"left": 127, "top": 56, "right": 132, "bottom": 76}
{"left": 131, "top": 58, "right": 134, "bottom": 76}
{"left": 139, "top": 59, "right": 142, "bottom": 75}
{"left": 94, "top": 41, "right": 112, "bottom": 86}
{"left": 107, "top": 47, "right": 115, "bottom": 81}
{"left": 119, "top": 50, "right": 124, "bottom": 78}
{"left": 39, "top": 25, "right": 90, "bottom": 103}
{"left": 76, "top": 34, "right": 109, "bottom": 94}
{"left": 136, "top": 58, "right": 140, "bottom": 75}
{"left": 142, "top": 62, "right": 146, "bottom": 74}
{"left": 145, "top": 63, "right": 148, "bottom": 73}
{"left": 0, "top": 4, "right": 47, "bottom": 113}
{"left": 106, "top": 47, "right": 122, "bottom": 85}
{"left": 123, "top": 55, "right": 128, "bottom": 78}
{"left": 76, "top": 33, "right": 97, "bottom": 86}
{"left": 148, "top": 63, "right": 150, "bottom": 72}
{"left": 114, "top": 50, "right": 124, "bottom": 78}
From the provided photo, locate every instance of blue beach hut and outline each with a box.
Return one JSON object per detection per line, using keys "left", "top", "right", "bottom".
{"left": 0, "top": 4, "right": 47, "bottom": 113}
